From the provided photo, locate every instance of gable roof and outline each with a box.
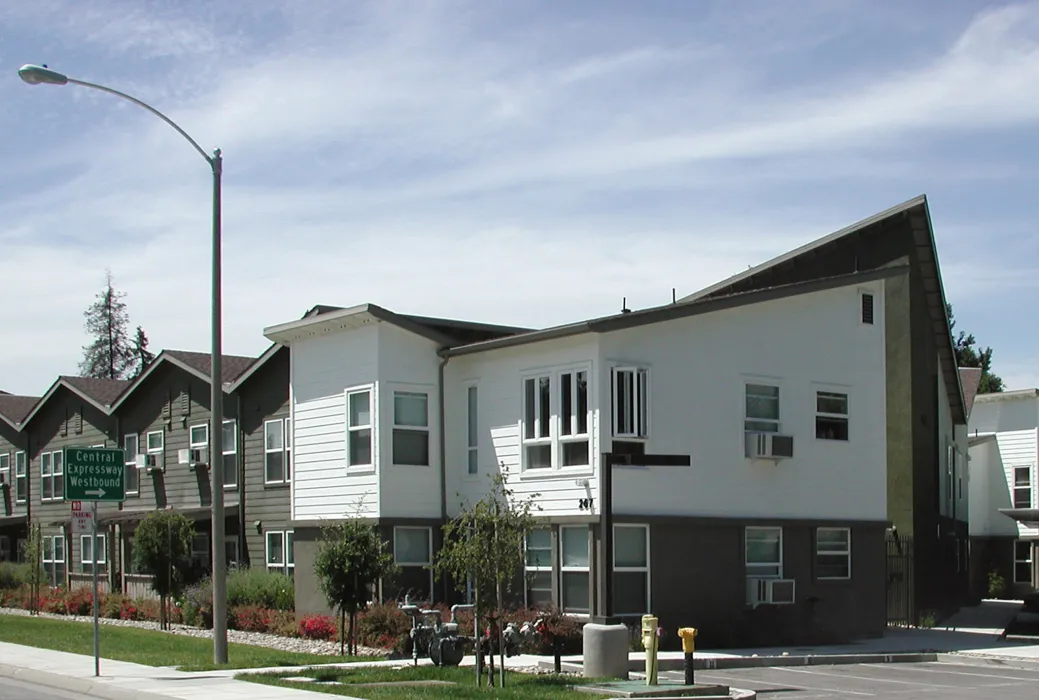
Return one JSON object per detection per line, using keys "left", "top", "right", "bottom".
{"left": 445, "top": 266, "right": 907, "bottom": 357}
{"left": 958, "top": 367, "right": 983, "bottom": 419}
{"left": 225, "top": 343, "right": 286, "bottom": 393}
{"left": 0, "top": 394, "right": 40, "bottom": 430}
{"left": 21, "top": 376, "right": 131, "bottom": 428}
{"left": 264, "top": 303, "right": 531, "bottom": 346}
{"left": 109, "top": 349, "right": 257, "bottom": 412}
{"left": 677, "top": 194, "right": 967, "bottom": 425}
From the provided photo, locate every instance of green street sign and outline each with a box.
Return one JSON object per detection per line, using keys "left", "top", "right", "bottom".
{"left": 64, "top": 447, "right": 126, "bottom": 503}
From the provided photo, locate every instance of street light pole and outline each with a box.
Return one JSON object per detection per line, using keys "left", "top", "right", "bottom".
{"left": 18, "top": 63, "right": 230, "bottom": 664}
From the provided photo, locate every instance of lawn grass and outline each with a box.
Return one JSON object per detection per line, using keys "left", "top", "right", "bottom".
{"left": 0, "top": 614, "right": 364, "bottom": 671}
{"left": 240, "top": 664, "right": 611, "bottom": 699}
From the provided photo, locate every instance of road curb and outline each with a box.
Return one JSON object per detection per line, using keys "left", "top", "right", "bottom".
{"left": 0, "top": 663, "right": 173, "bottom": 700}
{"left": 541, "top": 651, "right": 938, "bottom": 675}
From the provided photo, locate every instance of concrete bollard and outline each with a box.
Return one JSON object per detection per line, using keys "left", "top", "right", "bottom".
{"left": 582, "top": 623, "right": 629, "bottom": 680}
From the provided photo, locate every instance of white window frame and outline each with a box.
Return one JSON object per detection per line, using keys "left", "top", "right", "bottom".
{"left": 123, "top": 434, "right": 140, "bottom": 496}
{"left": 613, "top": 524, "right": 651, "bottom": 616}
{"left": 392, "top": 390, "right": 430, "bottom": 467}
{"left": 189, "top": 423, "right": 209, "bottom": 451}
{"left": 146, "top": 430, "right": 164, "bottom": 470}
{"left": 815, "top": 527, "right": 851, "bottom": 580}
{"left": 393, "top": 526, "right": 433, "bottom": 600}
{"left": 524, "top": 528, "right": 553, "bottom": 608}
{"left": 745, "top": 526, "right": 783, "bottom": 578}
{"left": 40, "top": 450, "right": 64, "bottom": 502}
{"left": 1014, "top": 466, "right": 1033, "bottom": 509}
{"left": 42, "top": 535, "right": 65, "bottom": 587}
{"left": 264, "top": 418, "right": 290, "bottom": 484}
{"left": 80, "top": 534, "right": 107, "bottom": 573}
{"left": 611, "top": 366, "right": 649, "bottom": 439}
{"left": 521, "top": 373, "right": 553, "bottom": 470}
{"left": 560, "top": 526, "right": 591, "bottom": 615}
{"left": 744, "top": 382, "right": 780, "bottom": 433}
{"left": 466, "top": 384, "right": 479, "bottom": 477}
{"left": 0, "top": 453, "right": 9, "bottom": 491}
{"left": 14, "top": 452, "right": 27, "bottom": 504}
{"left": 558, "top": 369, "right": 591, "bottom": 468}
{"left": 815, "top": 390, "right": 849, "bottom": 441}
{"left": 1015, "top": 540, "right": 1033, "bottom": 585}
{"left": 265, "top": 529, "right": 294, "bottom": 574}
{"left": 345, "top": 385, "right": 375, "bottom": 472}
{"left": 520, "top": 363, "right": 595, "bottom": 473}
{"left": 222, "top": 419, "right": 239, "bottom": 489}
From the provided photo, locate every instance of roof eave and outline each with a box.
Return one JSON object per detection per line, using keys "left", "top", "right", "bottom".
{"left": 263, "top": 303, "right": 457, "bottom": 348}
{"left": 226, "top": 343, "right": 284, "bottom": 393}
{"left": 109, "top": 353, "right": 234, "bottom": 412}
{"left": 21, "top": 379, "right": 113, "bottom": 427}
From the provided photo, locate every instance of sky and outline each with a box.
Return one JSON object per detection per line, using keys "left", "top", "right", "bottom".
{"left": 1, "top": 0, "right": 1038, "bottom": 397}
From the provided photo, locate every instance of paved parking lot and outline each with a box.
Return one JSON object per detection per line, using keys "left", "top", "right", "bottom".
{"left": 660, "top": 658, "right": 1039, "bottom": 699}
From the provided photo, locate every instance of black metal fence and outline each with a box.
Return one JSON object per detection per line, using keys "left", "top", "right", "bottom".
{"left": 886, "top": 532, "right": 916, "bottom": 627}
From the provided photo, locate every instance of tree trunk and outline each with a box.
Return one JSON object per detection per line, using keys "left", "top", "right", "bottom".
{"left": 498, "top": 582, "right": 506, "bottom": 688}
{"left": 339, "top": 610, "right": 346, "bottom": 656}
{"left": 474, "top": 582, "right": 483, "bottom": 687}
{"left": 348, "top": 610, "right": 356, "bottom": 657}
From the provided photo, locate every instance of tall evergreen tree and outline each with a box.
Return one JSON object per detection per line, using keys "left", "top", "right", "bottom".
{"left": 130, "top": 325, "right": 156, "bottom": 379}
{"left": 79, "top": 270, "right": 136, "bottom": 380}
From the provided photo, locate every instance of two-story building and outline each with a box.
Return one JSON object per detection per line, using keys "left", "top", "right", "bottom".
{"left": 266, "top": 260, "right": 903, "bottom": 646}
{"left": 677, "top": 194, "right": 972, "bottom": 623}
{"left": 967, "top": 388, "right": 1039, "bottom": 598}
{"left": 0, "top": 393, "right": 38, "bottom": 561}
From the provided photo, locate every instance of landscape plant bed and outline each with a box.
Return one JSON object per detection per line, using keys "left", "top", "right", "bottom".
{"left": 0, "top": 614, "right": 362, "bottom": 672}
{"left": 240, "top": 664, "right": 611, "bottom": 699}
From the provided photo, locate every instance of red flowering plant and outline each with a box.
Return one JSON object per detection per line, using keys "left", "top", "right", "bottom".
{"left": 298, "top": 614, "right": 338, "bottom": 641}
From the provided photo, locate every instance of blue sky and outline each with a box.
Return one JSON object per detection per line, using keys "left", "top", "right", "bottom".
{"left": 1, "top": 0, "right": 1038, "bottom": 396}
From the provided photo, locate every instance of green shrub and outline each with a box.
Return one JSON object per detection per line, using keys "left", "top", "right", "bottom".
{"left": 0, "top": 562, "right": 32, "bottom": 590}
{"left": 226, "top": 567, "right": 294, "bottom": 611}
{"left": 988, "top": 570, "right": 1007, "bottom": 598}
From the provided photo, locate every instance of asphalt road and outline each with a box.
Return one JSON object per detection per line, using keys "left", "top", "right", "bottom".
{"left": 660, "top": 658, "right": 1039, "bottom": 699}
{"left": 0, "top": 677, "right": 93, "bottom": 700}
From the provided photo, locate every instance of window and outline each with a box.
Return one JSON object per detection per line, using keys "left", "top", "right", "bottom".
{"left": 612, "top": 367, "right": 648, "bottom": 439}
{"left": 42, "top": 535, "right": 66, "bottom": 587}
{"left": 525, "top": 529, "right": 552, "bottom": 608}
{"left": 190, "top": 423, "right": 209, "bottom": 453}
{"left": 222, "top": 419, "right": 239, "bottom": 488}
{"left": 264, "top": 419, "right": 290, "bottom": 484}
{"left": 861, "top": 292, "right": 874, "bottom": 325}
{"left": 560, "top": 371, "right": 590, "bottom": 467}
{"left": 745, "top": 384, "right": 780, "bottom": 433}
{"left": 467, "top": 385, "right": 479, "bottom": 475}
{"left": 123, "top": 435, "right": 140, "bottom": 495}
{"left": 393, "top": 391, "right": 429, "bottom": 466}
{"left": 0, "top": 453, "right": 8, "bottom": 491}
{"left": 347, "top": 388, "right": 373, "bottom": 469}
{"left": 745, "top": 526, "right": 782, "bottom": 578}
{"left": 146, "top": 430, "right": 164, "bottom": 470}
{"left": 191, "top": 534, "right": 209, "bottom": 570}
{"left": 1014, "top": 466, "right": 1033, "bottom": 509}
{"left": 265, "top": 530, "right": 295, "bottom": 576}
{"left": 14, "top": 452, "right": 27, "bottom": 504}
{"left": 225, "top": 538, "right": 240, "bottom": 569}
{"left": 816, "top": 527, "right": 851, "bottom": 579}
{"left": 40, "top": 451, "right": 64, "bottom": 501}
{"left": 523, "top": 375, "right": 552, "bottom": 469}
{"left": 0, "top": 536, "right": 9, "bottom": 562}
{"left": 394, "top": 527, "right": 433, "bottom": 601}
{"left": 1015, "top": 541, "right": 1033, "bottom": 585}
{"left": 816, "top": 391, "right": 849, "bottom": 441}
{"left": 560, "top": 526, "right": 590, "bottom": 614}
{"left": 80, "top": 534, "right": 106, "bottom": 574}
{"left": 614, "top": 525, "right": 650, "bottom": 616}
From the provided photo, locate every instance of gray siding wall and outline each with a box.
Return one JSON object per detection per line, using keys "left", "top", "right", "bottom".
{"left": 0, "top": 422, "right": 29, "bottom": 520}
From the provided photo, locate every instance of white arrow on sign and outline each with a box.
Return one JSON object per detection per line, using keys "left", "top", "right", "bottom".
{"left": 85, "top": 488, "right": 106, "bottom": 498}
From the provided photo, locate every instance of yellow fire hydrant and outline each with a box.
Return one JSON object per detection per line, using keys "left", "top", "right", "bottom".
{"left": 677, "top": 627, "right": 698, "bottom": 685}
{"left": 641, "top": 614, "right": 659, "bottom": 685}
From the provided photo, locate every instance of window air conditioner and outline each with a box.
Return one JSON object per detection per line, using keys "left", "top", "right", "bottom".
{"left": 137, "top": 453, "right": 164, "bottom": 473}
{"left": 747, "top": 577, "right": 796, "bottom": 607}
{"left": 745, "top": 432, "right": 794, "bottom": 460}
{"left": 178, "top": 447, "right": 209, "bottom": 467}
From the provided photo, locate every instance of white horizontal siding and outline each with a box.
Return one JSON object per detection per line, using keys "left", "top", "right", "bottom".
{"left": 998, "top": 429, "right": 1039, "bottom": 538}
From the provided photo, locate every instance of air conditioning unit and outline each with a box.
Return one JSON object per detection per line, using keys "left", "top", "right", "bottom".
{"left": 136, "top": 453, "right": 164, "bottom": 473}
{"left": 177, "top": 447, "right": 209, "bottom": 467}
{"left": 747, "top": 577, "right": 796, "bottom": 607}
{"left": 745, "top": 431, "right": 794, "bottom": 460}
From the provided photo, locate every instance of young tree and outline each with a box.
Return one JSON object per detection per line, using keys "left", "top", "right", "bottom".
{"left": 129, "top": 326, "right": 156, "bottom": 379}
{"left": 947, "top": 304, "right": 1005, "bottom": 393}
{"left": 314, "top": 519, "right": 397, "bottom": 656}
{"left": 434, "top": 468, "right": 541, "bottom": 688}
{"left": 23, "top": 521, "right": 44, "bottom": 616}
{"left": 131, "top": 511, "right": 195, "bottom": 630}
{"left": 80, "top": 270, "right": 136, "bottom": 380}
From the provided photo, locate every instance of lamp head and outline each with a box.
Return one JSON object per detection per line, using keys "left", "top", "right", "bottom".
{"left": 18, "top": 64, "right": 69, "bottom": 86}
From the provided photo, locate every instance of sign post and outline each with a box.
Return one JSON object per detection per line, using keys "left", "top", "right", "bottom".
{"left": 63, "top": 447, "right": 125, "bottom": 677}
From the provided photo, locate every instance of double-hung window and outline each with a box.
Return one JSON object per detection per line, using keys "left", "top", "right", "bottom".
{"left": 190, "top": 423, "right": 209, "bottom": 462}
{"left": 524, "top": 529, "right": 552, "bottom": 608}
{"left": 123, "top": 435, "right": 140, "bottom": 495}
{"left": 559, "top": 371, "right": 590, "bottom": 467}
{"left": 745, "top": 384, "right": 780, "bottom": 433}
{"left": 393, "top": 392, "right": 429, "bottom": 466}
{"left": 222, "top": 419, "right": 240, "bottom": 488}
{"left": 815, "top": 527, "right": 851, "bottom": 579}
{"left": 522, "top": 375, "right": 552, "bottom": 469}
{"left": 1014, "top": 466, "right": 1033, "bottom": 509}
{"left": 346, "top": 388, "right": 373, "bottom": 470}
{"left": 43, "top": 535, "right": 66, "bottom": 587}
{"left": 14, "top": 452, "right": 27, "bottom": 504}
{"left": 0, "top": 453, "right": 9, "bottom": 493}
{"left": 394, "top": 527, "right": 433, "bottom": 601}
{"left": 264, "top": 418, "right": 290, "bottom": 484}
{"left": 80, "top": 534, "right": 106, "bottom": 574}
{"left": 614, "top": 525, "right": 650, "bottom": 616}
{"left": 40, "top": 451, "right": 64, "bottom": 501}
{"left": 1015, "top": 541, "right": 1033, "bottom": 585}
{"left": 745, "top": 526, "right": 782, "bottom": 578}
{"left": 815, "top": 391, "right": 849, "bottom": 441}
{"left": 612, "top": 367, "right": 648, "bottom": 439}
{"left": 560, "top": 526, "right": 590, "bottom": 614}
{"left": 466, "top": 385, "right": 479, "bottom": 475}
{"left": 146, "top": 430, "right": 164, "bottom": 470}
{"left": 265, "top": 530, "right": 295, "bottom": 576}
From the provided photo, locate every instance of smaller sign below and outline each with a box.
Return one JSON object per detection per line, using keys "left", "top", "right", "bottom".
{"left": 72, "top": 503, "right": 94, "bottom": 535}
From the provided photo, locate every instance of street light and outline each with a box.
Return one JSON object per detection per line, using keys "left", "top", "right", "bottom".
{"left": 18, "top": 63, "right": 230, "bottom": 664}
